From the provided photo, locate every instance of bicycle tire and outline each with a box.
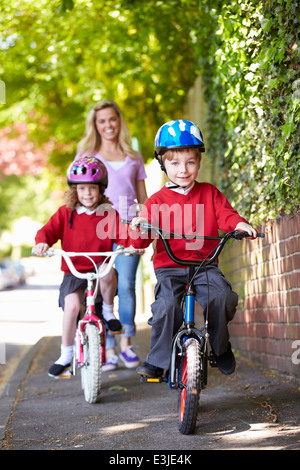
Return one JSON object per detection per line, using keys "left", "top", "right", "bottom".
{"left": 177, "top": 338, "right": 201, "bottom": 435}
{"left": 81, "top": 323, "right": 102, "bottom": 404}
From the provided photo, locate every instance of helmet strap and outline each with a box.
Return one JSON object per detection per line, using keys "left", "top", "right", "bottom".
{"left": 69, "top": 209, "right": 75, "bottom": 229}
{"left": 167, "top": 180, "right": 187, "bottom": 190}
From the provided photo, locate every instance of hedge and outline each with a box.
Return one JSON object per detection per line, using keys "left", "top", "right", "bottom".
{"left": 193, "top": 0, "right": 300, "bottom": 224}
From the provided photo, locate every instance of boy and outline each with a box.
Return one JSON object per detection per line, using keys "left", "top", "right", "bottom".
{"left": 131, "top": 119, "right": 257, "bottom": 377}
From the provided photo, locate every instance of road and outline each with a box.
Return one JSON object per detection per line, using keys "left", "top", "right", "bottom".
{"left": 0, "top": 258, "right": 299, "bottom": 452}
{"left": 0, "top": 256, "right": 63, "bottom": 394}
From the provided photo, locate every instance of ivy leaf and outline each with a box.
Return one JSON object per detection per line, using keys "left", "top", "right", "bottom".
{"left": 261, "top": 17, "right": 273, "bottom": 32}
{"left": 108, "top": 385, "right": 128, "bottom": 391}
{"left": 281, "top": 113, "right": 295, "bottom": 139}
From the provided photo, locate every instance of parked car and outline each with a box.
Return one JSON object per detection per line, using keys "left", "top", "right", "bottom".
{"left": 12, "top": 260, "right": 27, "bottom": 284}
{"left": 0, "top": 261, "right": 15, "bottom": 289}
{"left": 0, "top": 258, "right": 27, "bottom": 290}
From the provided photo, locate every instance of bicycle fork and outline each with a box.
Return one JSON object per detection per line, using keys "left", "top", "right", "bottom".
{"left": 140, "top": 284, "right": 208, "bottom": 389}
{"left": 169, "top": 283, "right": 208, "bottom": 390}
{"left": 74, "top": 279, "right": 106, "bottom": 373}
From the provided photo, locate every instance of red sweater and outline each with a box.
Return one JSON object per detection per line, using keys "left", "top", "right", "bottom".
{"left": 35, "top": 205, "right": 129, "bottom": 274}
{"left": 132, "top": 182, "right": 249, "bottom": 270}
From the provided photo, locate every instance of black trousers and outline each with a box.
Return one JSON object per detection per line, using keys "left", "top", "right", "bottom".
{"left": 147, "top": 265, "right": 238, "bottom": 370}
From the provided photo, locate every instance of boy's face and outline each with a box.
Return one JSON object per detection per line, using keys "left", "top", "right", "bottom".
{"left": 164, "top": 150, "right": 201, "bottom": 189}
{"left": 76, "top": 184, "right": 100, "bottom": 210}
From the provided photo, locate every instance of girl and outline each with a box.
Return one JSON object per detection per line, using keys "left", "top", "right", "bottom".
{"left": 34, "top": 157, "right": 127, "bottom": 377}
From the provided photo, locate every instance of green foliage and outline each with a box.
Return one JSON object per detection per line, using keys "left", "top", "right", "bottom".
{"left": 0, "top": 0, "right": 201, "bottom": 235}
{"left": 192, "top": 0, "right": 300, "bottom": 224}
{"left": 0, "top": 170, "right": 65, "bottom": 233}
{"left": 0, "top": 0, "right": 200, "bottom": 163}
{"left": 0, "top": 0, "right": 299, "bottom": 233}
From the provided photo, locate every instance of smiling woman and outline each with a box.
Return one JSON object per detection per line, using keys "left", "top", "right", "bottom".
{"left": 75, "top": 99, "right": 147, "bottom": 372}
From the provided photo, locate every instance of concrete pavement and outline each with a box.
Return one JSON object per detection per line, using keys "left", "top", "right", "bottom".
{"left": 0, "top": 323, "right": 299, "bottom": 452}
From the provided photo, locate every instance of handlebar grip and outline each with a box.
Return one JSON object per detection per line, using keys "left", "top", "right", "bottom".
{"left": 121, "top": 219, "right": 153, "bottom": 232}
{"left": 31, "top": 247, "right": 55, "bottom": 256}
{"left": 234, "top": 230, "right": 265, "bottom": 239}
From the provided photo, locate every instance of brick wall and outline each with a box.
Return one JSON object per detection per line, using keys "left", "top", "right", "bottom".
{"left": 219, "top": 211, "right": 300, "bottom": 379}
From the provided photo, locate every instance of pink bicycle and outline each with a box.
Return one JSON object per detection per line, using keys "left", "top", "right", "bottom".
{"left": 33, "top": 245, "right": 136, "bottom": 404}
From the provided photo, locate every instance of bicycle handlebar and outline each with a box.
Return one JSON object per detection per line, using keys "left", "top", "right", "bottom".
{"left": 31, "top": 245, "right": 137, "bottom": 281}
{"left": 122, "top": 219, "right": 264, "bottom": 267}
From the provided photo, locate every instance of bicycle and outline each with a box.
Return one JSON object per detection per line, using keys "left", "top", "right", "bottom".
{"left": 126, "top": 220, "right": 264, "bottom": 434}
{"left": 32, "top": 245, "right": 137, "bottom": 404}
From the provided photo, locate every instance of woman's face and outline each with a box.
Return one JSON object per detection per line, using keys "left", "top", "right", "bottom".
{"left": 95, "top": 107, "right": 121, "bottom": 143}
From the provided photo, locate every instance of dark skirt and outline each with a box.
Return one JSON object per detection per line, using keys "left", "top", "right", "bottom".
{"left": 58, "top": 273, "right": 87, "bottom": 310}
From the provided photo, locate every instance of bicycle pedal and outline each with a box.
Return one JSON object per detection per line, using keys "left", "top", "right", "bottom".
{"left": 108, "top": 327, "right": 125, "bottom": 335}
{"left": 139, "top": 375, "right": 166, "bottom": 384}
{"left": 57, "top": 369, "right": 73, "bottom": 379}
{"left": 208, "top": 352, "right": 217, "bottom": 368}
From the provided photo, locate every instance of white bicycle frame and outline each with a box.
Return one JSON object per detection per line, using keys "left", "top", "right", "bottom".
{"left": 32, "top": 245, "right": 137, "bottom": 375}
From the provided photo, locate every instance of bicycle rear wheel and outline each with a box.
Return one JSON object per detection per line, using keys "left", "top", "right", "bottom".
{"left": 81, "top": 323, "right": 102, "bottom": 403}
{"left": 177, "top": 338, "right": 201, "bottom": 434}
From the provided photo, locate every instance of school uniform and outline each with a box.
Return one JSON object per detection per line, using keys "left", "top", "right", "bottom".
{"left": 133, "top": 181, "right": 249, "bottom": 370}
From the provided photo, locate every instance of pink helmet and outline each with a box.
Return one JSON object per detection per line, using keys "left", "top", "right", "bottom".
{"left": 67, "top": 156, "right": 108, "bottom": 188}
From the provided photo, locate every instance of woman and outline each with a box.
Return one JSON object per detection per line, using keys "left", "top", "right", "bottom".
{"left": 76, "top": 99, "right": 147, "bottom": 370}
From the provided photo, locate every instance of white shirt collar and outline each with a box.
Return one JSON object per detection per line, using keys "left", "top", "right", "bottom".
{"left": 165, "top": 181, "right": 195, "bottom": 195}
{"left": 76, "top": 204, "right": 100, "bottom": 215}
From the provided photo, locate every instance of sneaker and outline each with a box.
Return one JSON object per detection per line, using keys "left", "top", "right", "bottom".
{"left": 48, "top": 363, "right": 71, "bottom": 378}
{"left": 214, "top": 342, "right": 236, "bottom": 375}
{"left": 102, "top": 354, "right": 118, "bottom": 372}
{"left": 106, "top": 319, "right": 122, "bottom": 334}
{"left": 119, "top": 346, "right": 140, "bottom": 368}
{"left": 136, "top": 361, "right": 164, "bottom": 378}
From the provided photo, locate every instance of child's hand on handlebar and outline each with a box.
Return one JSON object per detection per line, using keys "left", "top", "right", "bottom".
{"left": 34, "top": 243, "right": 49, "bottom": 256}
{"left": 235, "top": 222, "right": 257, "bottom": 238}
{"left": 130, "top": 217, "right": 148, "bottom": 232}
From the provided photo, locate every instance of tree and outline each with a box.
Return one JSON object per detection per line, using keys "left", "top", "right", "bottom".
{"left": 0, "top": 0, "right": 202, "bottom": 235}
{"left": 0, "top": 0, "right": 299, "bottom": 233}
{"left": 0, "top": 0, "right": 200, "bottom": 164}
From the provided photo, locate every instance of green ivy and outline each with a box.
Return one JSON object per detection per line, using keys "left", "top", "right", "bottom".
{"left": 192, "top": 0, "right": 300, "bottom": 224}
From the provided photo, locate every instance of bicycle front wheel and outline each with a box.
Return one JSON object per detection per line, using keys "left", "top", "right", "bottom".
{"left": 177, "top": 338, "right": 201, "bottom": 435}
{"left": 81, "top": 323, "right": 102, "bottom": 404}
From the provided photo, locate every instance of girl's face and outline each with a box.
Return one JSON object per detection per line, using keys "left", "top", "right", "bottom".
{"left": 76, "top": 184, "right": 100, "bottom": 210}
{"left": 164, "top": 150, "right": 201, "bottom": 189}
{"left": 95, "top": 107, "right": 121, "bottom": 143}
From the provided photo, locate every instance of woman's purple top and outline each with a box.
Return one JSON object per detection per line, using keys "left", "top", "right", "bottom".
{"left": 91, "top": 152, "right": 147, "bottom": 219}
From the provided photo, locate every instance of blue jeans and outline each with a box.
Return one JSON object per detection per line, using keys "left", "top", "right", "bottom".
{"left": 106, "top": 243, "right": 140, "bottom": 349}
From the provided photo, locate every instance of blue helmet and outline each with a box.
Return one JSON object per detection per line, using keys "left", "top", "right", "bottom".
{"left": 154, "top": 120, "right": 205, "bottom": 163}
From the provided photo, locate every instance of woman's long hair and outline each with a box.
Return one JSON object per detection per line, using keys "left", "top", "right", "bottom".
{"left": 77, "top": 100, "right": 137, "bottom": 160}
